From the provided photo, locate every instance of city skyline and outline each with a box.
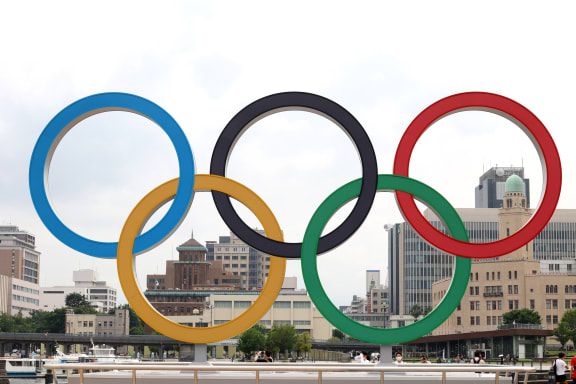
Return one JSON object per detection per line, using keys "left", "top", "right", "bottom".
{"left": 3, "top": 2, "right": 576, "bottom": 310}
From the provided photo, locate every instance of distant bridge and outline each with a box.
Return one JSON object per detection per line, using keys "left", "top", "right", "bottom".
{"left": 0, "top": 332, "right": 386, "bottom": 355}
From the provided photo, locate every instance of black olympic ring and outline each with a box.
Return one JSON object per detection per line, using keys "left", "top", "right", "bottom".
{"left": 210, "top": 92, "right": 378, "bottom": 258}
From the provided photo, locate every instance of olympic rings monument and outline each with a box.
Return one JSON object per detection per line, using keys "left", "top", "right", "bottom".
{"left": 31, "top": 92, "right": 559, "bottom": 382}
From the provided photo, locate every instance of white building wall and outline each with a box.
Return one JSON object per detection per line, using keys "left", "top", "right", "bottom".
{"left": 166, "top": 293, "right": 332, "bottom": 340}
{"left": 10, "top": 277, "right": 40, "bottom": 316}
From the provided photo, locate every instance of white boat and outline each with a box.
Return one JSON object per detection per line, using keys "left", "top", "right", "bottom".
{"left": 3, "top": 358, "right": 40, "bottom": 376}
{"left": 82, "top": 345, "right": 138, "bottom": 364}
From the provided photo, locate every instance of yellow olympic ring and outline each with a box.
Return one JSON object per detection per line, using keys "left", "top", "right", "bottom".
{"left": 117, "top": 175, "right": 286, "bottom": 343}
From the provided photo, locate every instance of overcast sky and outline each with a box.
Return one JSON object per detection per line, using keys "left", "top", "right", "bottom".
{"left": 1, "top": 2, "right": 575, "bottom": 309}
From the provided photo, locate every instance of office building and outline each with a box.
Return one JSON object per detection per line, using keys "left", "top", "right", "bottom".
{"left": 432, "top": 176, "right": 576, "bottom": 343}
{"left": 340, "top": 270, "right": 389, "bottom": 327}
{"left": 159, "top": 289, "right": 333, "bottom": 341}
{"left": 65, "top": 308, "right": 130, "bottom": 336}
{"left": 475, "top": 166, "right": 530, "bottom": 208}
{"left": 145, "top": 235, "right": 241, "bottom": 316}
{"left": 207, "top": 231, "right": 270, "bottom": 290}
{"left": 0, "top": 226, "right": 41, "bottom": 316}
{"left": 41, "top": 269, "right": 117, "bottom": 312}
{"left": 389, "top": 172, "right": 576, "bottom": 316}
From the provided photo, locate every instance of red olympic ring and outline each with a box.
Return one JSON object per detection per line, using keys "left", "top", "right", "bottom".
{"left": 393, "top": 92, "right": 562, "bottom": 259}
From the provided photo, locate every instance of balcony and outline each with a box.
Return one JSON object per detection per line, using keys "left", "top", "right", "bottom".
{"left": 483, "top": 292, "right": 503, "bottom": 297}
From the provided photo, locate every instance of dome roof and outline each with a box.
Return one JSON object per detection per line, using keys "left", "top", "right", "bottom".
{"left": 505, "top": 174, "right": 525, "bottom": 193}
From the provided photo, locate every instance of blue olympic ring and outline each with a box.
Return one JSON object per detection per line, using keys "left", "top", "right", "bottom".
{"left": 29, "top": 93, "right": 195, "bottom": 258}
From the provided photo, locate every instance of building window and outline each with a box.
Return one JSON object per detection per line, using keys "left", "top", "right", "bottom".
{"left": 475, "top": 286, "right": 479, "bottom": 295}
{"left": 546, "top": 299, "right": 551, "bottom": 309}
{"left": 273, "top": 301, "right": 291, "bottom": 309}
{"left": 470, "top": 301, "right": 475, "bottom": 311}
{"left": 553, "top": 315, "right": 558, "bottom": 324}
{"left": 487, "top": 316, "right": 491, "bottom": 326}
{"left": 508, "top": 285, "right": 513, "bottom": 294}
{"left": 470, "top": 286, "right": 474, "bottom": 295}
{"left": 476, "top": 316, "right": 480, "bottom": 325}
{"left": 514, "top": 285, "right": 519, "bottom": 294}
{"left": 514, "top": 271, "right": 518, "bottom": 279}
{"left": 498, "top": 301, "right": 502, "bottom": 310}
{"left": 457, "top": 317, "right": 461, "bottom": 326}
{"left": 293, "top": 320, "right": 311, "bottom": 326}
{"left": 530, "top": 300, "right": 535, "bottom": 310}
{"left": 486, "top": 272, "right": 489, "bottom": 280}
{"left": 552, "top": 300, "right": 558, "bottom": 309}
{"left": 476, "top": 301, "right": 480, "bottom": 310}
{"left": 470, "top": 316, "right": 475, "bottom": 325}
{"left": 509, "top": 300, "right": 514, "bottom": 310}
{"left": 497, "top": 272, "right": 501, "bottom": 280}
{"left": 546, "top": 315, "right": 552, "bottom": 324}
{"left": 234, "top": 301, "right": 251, "bottom": 309}
{"left": 508, "top": 271, "right": 512, "bottom": 279}
{"left": 487, "top": 301, "right": 492, "bottom": 310}
{"left": 566, "top": 300, "right": 570, "bottom": 309}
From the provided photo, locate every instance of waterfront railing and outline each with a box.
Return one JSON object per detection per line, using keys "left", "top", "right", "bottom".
{"left": 45, "top": 362, "right": 536, "bottom": 384}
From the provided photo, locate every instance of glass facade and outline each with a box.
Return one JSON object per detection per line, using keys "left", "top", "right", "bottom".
{"left": 403, "top": 220, "right": 499, "bottom": 312}
{"left": 391, "top": 214, "right": 576, "bottom": 316}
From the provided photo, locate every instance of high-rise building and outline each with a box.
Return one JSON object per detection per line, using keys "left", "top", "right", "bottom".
{"left": 0, "top": 225, "right": 41, "bottom": 316}
{"left": 366, "top": 270, "right": 380, "bottom": 293}
{"left": 389, "top": 171, "right": 576, "bottom": 316}
{"left": 207, "top": 231, "right": 270, "bottom": 290}
{"left": 40, "top": 269, "right": 117, "bottom": 312}
{"left": 475, "top": 166, "right": 530, "bottom": 208}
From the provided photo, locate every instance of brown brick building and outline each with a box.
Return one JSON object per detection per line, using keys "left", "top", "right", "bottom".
{"left": 145, "top": 236, "right": 241, "bottom": 316}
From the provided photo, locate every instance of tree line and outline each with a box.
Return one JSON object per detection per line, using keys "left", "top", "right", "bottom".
{"left": 0, "top": 293, "right": 147, "bottom": 335}
{"left": 237, "top": 324, "right": 312, "bottom": 360}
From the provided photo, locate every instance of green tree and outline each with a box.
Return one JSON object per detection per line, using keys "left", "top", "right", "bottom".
{"left": 120, "top": 304, "right": 141, "bottom": 327}
{"left": 237, "top": 326, "right": 266, "bottom": 358}
{"left": 332, "top": 329, "right": 345, "bottom": 340}
{"left": 502, "top": 309, "right": 541, "bottom": 325}
{"left": 65, "top": 293, "right": 90, "bottom": 307}
{"left": 295, "top": 332, "right": 312, "bottom": 357}
{"left": 130, "top": 326, "right": 146, "bottom": 335}
{"left": 409, "top": 304, "right": 423, "bottom": 321}
{"left": 553, "top": 322, "right": 571, "bottom": 349}
{"left": 0, "top": 313, "right": 16, "bottom": 332}
{"left": 559, "top": 309, "right": 576, "bottom": 344}
{"left": 265, "top": 324, "right": 298, "bottom": 356}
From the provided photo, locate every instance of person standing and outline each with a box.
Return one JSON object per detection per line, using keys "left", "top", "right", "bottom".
{"left": 554, "top": 352, "right": 568, "bottom": 384}
{"left": 471, "top": 351, "right": 486, "bottom": 377}
{"left": 570, "top": 353, "right": 576, "bottom": 384}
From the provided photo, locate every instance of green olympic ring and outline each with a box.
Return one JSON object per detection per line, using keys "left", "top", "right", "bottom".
{"left": 301, "top": 174, "right": 471, "bottom": 344}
